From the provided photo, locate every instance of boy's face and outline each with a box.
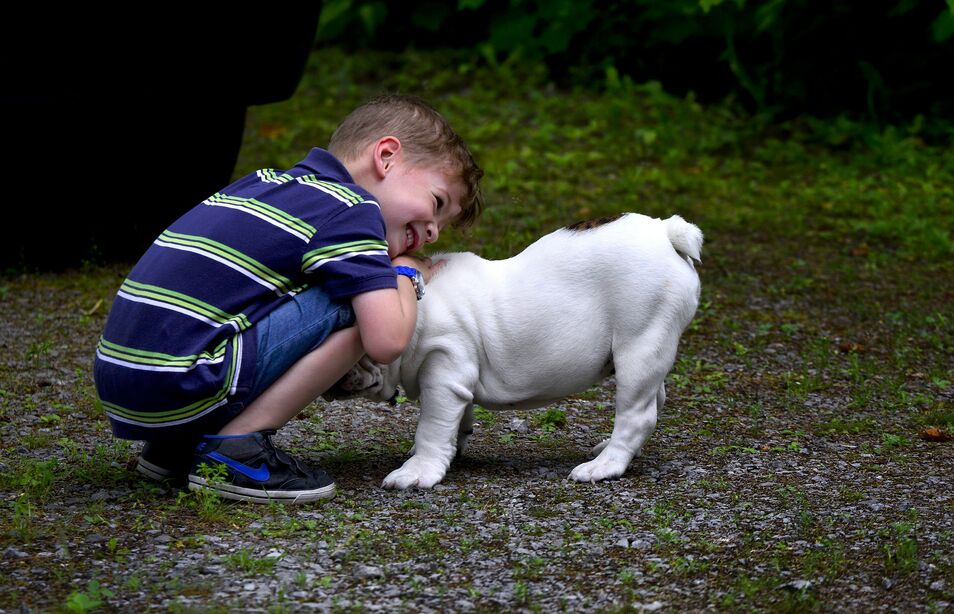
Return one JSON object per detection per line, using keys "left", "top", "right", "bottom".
{"left": 376, "top": 157, "right": 464, "bottom": 259}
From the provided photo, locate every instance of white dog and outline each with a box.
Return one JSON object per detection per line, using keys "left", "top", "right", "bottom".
{"left": 329, "top": 213, "right": 702, "bottom": 489}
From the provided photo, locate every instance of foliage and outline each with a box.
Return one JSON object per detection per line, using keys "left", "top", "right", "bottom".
{"left": 63, "top": 579, "right": 113, "bottom": 613}
{"left": 176, "top": 462, "right": 230, "bottom": 520}
{"left": 238, "top": 48, "right": 954, "bottom": 261}
{"left": 1, "top": 46, "right": 952, "bottom": 614}
{"left": 315, "top": 0, "right": 954, "bottom": 127}
{"left": 533, "top": 409, "right": 568, "bottom": 432}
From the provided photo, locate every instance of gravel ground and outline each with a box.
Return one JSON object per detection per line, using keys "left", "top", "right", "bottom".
{"left": 1, "top": 254, "right": 952, "bottom": 613}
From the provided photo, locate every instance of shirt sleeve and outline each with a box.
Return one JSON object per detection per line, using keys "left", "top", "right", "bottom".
{"left": 301, "top": 203, "right": 397, "bottom": 300}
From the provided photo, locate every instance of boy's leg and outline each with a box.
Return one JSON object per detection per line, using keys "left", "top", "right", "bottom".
{"left": 136, "top": 288, "right": 362, "bottom": 495}
{"left": 218, "top": 326, "right": 363, "bottom": 435}
{"left": 188, "top": 288, "right": 364, "bottom": 504}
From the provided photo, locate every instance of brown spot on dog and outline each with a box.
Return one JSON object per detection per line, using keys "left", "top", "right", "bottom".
{"left": 565, "top": 213, "right": 625, "bottom": 231}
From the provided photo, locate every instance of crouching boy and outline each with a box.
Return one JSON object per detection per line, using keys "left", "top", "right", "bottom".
{"left": 94, "top": 95, "right": 483, "bottom": 503}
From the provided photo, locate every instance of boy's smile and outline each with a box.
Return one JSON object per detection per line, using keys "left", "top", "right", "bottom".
{"left": 377, "top": 158, "right": 464, "bottom": 258}
{"left": 345, "top": 136, "right": 466, "bottom": 259}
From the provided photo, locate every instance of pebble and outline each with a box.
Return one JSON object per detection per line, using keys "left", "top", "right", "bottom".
{"left": 509, "top": 418, "right": 529, "bottom": 433}
{"left": 354, "top": 564, "right": 385, "bottom": 579}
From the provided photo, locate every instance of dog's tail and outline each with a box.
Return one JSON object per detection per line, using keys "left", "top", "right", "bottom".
{"left": 664, "top": 215, "right": 703, "bottom": 263}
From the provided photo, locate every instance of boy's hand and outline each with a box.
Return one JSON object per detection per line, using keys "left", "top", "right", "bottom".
{"left": 393, "top": 255, "right": 445, "bottom": 283}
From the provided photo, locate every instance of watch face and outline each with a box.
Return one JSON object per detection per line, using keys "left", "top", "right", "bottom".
{"left": 414, "top": 272, "right": 425, "bottom": 299}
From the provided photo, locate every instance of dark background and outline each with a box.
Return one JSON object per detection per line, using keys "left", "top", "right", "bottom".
{"left": 1, "top": 10, "right": 322, "bottom": 269}
{"left": 3, "top": 1, "right": 950, "bottom": 270}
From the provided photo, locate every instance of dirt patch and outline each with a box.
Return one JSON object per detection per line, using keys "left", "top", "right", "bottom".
{"left": 1, "top": 237, "right": 952, "bottom": 612}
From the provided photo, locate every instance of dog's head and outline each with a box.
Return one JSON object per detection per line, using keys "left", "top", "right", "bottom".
{"left": 322, "top": 355, "right": 402, "bottom": 403}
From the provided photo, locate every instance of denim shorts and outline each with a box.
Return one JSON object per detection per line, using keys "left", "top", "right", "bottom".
{"left": 144, "top": 286, "right": 355, "bottom": 442}
{"left": 246, "top": 286, "right": 356, "bottom": 403}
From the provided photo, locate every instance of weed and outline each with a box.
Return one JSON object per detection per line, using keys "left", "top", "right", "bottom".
{"left": 11, "top": 495, "right": 34, "bottom": 542}
{"left": 472, "top": 405, "right": 497, "bottom": 425}
{"left": 2, "top": 458, "right": 58, "bottom": 501}
{"left": 801, "top": 540, "right": 847, "bottom": 579}
{"left": 881, "top": 433, "right": 911, "bottom": 448}
{"left": 533, "top": 408, "right": 567, "bottom": 432}
{"left": 514, "top": 580, "right": 530, "bottom": 605}
{"left": 123, "top": 573, "right": 143, "bottom": 591}
{"left": 178, "top": 462, "right": 229, "bottom": 520}
{"left": 617, "top": 568, "right": 637, "bottom": 584}
{"left": 883, "top": 521, "right": 919, "bottom": 575}
{"left": 64, "top": 439, "right": 133, "bottom": 486}
{"left": 19, "top": 430, "right": 55, "bottom": 450}
{"left": 103, "top": 536, "right": 129, "bottom": 562}
{"left": 38, "top": 413, "right": 61, "bottom": 426}
{"left": 64, "top": 579, "right": 114, "bottom": 613}
{"left": 26, "top": 339, "right": 53, "bottom": 360}
{"left": 816, "top": 417, "right": 878, "bottom": 435}
{"left": 224, "top": 547, "right": 280, "bottom": 574}
{"left": 400, "top": 530, "right": 441, "bottom": 553}
{"left": 654, "top": 527, "right": 681, "bottom": 545}
{"left": 672, "top": 555, "right": 710, "bottom": 575}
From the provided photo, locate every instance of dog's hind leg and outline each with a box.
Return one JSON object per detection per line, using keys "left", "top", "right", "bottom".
{"left": 590, "top": 382, "right": 664, "bottom": 459}
{"left": 571, "top": 336, "right": 674, "bottom": 483}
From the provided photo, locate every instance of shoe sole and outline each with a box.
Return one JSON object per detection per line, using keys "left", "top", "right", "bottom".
{"left": 137, "top": 457, "right": 174, "bottom": 481}
{"left": 187, "top": 476, "right": 336, "bottom": 504}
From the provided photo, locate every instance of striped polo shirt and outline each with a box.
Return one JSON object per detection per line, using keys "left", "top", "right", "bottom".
{"left": 94, "top": 148, "right": 397, "bottom": 439}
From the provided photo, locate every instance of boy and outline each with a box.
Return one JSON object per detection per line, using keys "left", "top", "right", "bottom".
{"left": 94, "top": 94, "right": 483, "bottom": 504}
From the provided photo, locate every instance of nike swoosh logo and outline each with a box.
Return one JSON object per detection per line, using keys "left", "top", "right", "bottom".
{"left": 207, "top": 451, "right": 271, "bottom": 481}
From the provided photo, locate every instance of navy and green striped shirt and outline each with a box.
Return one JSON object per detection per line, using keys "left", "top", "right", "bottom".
{"left": 94, "top": 148, "right": 396, "bottom": 439}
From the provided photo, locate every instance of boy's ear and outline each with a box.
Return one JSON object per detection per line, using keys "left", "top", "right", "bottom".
{"left": 373, "top": 136, "right": 403, "bottom": 179}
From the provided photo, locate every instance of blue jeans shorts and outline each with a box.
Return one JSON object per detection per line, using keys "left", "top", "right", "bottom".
{"left": 246, "top": 286, "right": 356, "bottom": 404}
{"left": 147, "top": 286, "right": 355, "bottom": 443}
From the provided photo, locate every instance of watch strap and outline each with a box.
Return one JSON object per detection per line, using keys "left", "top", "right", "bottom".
{"left": 394, "top": 265, "right": 425, "bottom": 300}
{"left": 393, "top": 265, "right": 418, "bottom": 278}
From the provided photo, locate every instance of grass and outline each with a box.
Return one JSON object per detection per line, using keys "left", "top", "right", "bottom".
{"left": 0, "top": 46, "right": 952, "bottom": 612}
{"left": 237, "top": 48, "right": 953, "bottom": 264}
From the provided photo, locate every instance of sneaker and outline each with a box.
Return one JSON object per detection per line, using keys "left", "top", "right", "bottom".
{"left": 137, "top": 440, "right": 198, "bottom": 483}
{"left": 187, "top": 430, "right": 335, "bottom": 504}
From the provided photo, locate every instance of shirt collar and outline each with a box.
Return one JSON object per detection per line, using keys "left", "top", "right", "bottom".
{"left": 295, "top": 148, "right": 354, "bottom": 182}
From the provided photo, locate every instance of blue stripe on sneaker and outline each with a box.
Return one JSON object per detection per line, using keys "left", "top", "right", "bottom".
{"left": 207, "top": 451, "right": 271, "bottom": 481}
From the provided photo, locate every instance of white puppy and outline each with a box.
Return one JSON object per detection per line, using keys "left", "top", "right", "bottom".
{"left": 329, "top": 213, "right": 702, "bottom": 489}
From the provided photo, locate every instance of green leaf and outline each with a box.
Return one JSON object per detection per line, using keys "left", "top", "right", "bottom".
{"left": 932, "top": 8, "right": 954, "bottom": 42}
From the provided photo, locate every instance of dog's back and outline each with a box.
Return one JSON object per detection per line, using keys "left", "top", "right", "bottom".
{"left": 414, "top": 212, "right": 702, "bottom": 408}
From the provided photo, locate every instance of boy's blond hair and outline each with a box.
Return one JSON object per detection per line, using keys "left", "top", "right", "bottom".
{"left": 329, "top": 94, "right": 483, "bottom": 228}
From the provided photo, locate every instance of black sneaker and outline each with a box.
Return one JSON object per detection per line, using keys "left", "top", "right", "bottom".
{"left": 187, "top": 430, "right": 335, "bottom": 504}
{"left": 137, "top": 440, "right": 198, "bottom": 483}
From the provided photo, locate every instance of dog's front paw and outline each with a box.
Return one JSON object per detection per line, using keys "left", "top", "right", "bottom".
{"left": 590, "top": 438, "right": 642, "bottom": 459}
{"left": 381, "top": 456, "right": 447, "bottom": 490}
{"left": 569, "top": 449, "right": 632, "bottom": 483}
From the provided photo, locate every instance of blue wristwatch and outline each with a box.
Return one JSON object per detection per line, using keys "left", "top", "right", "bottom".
{"left": 394, "top": 265, "right": 425, "bottom": 300}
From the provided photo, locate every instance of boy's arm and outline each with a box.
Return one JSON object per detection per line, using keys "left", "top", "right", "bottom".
{"left": 351, "top": 257, "right": 442, "bottom": 364}
{"left": 351, "top": 279, "right": 418, "bottom": 365}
